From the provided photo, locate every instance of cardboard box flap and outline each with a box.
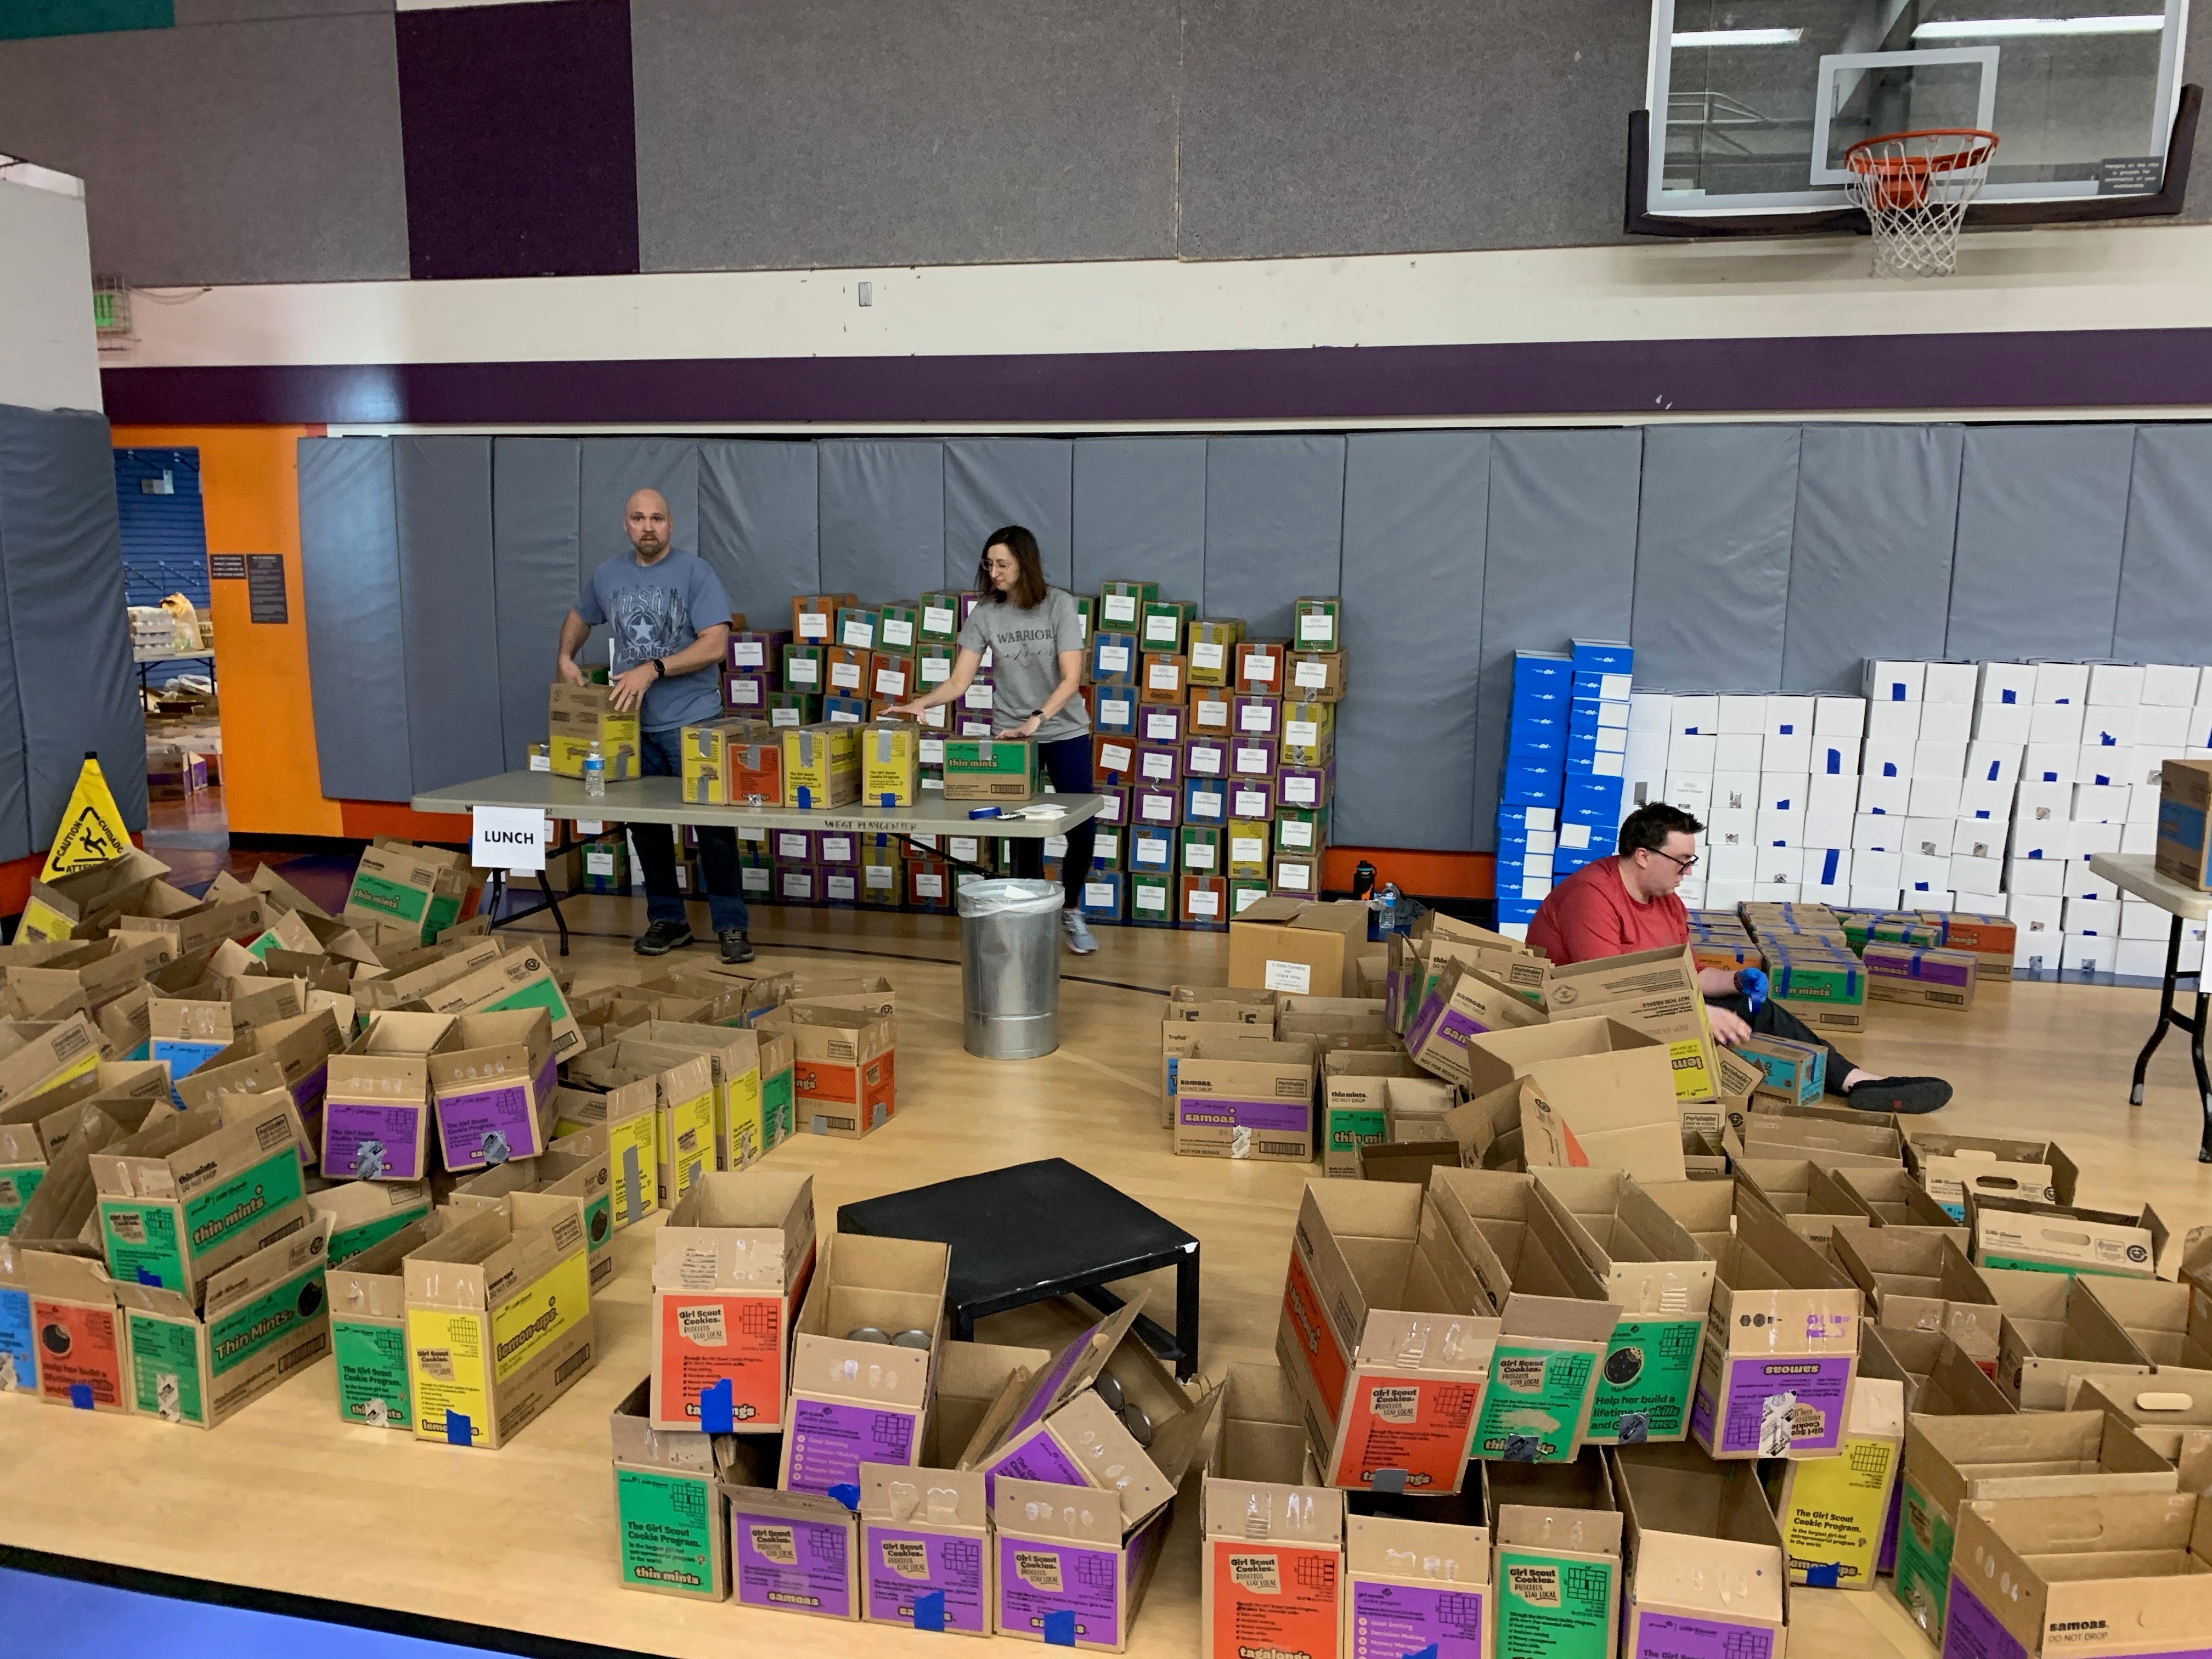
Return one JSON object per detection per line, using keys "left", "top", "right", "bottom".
{"left": 610, "top": 1376, "right": 731, "bottom": 1474}
{"left": 1201, "top": 1476, "right": 1344, "bottom": 1543}
{"left": 329, "top": 1215, "right": 442, "bottom": 1321}
{"left": 1489, "top": 1455, "right": 1624, "bottom": 1552}
{"left": 967, "top": 1297, "right": 1150, "bottom": 1465}
{"left": 1950, "top": 1491, "right": 2212, "bottom": 1656}
{"left": 992, "top": 1476, "right": 1124, "bottom": 1547}
{"left": 1344, "top": 1513, "right": 1490, "bottom": 1583}
{"left": 860, "top": 1462, "right": 988, "bottom": 1531}
{"left": 654, "top": 1169, "right": 815, "bottom": 1290}
{"left": 1214, "top": 1361, "right": 1314, "bottom": 1486}
{"left": 199, "top": 1212, "right": 334, "bottom": 1321}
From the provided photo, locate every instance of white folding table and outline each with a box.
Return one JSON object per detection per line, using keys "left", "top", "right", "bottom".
{"left": 410, "top": 770, "right": 1103, "bottom": 956}
{"left": 2088, "top": 851, "right": 2212, "bottom": 1161}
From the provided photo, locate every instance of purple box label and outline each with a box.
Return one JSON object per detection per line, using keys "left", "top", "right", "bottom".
{"left": 1693, "top": 1355, "right": 1853, "bottom": 1455}
{"left": 982, "top": 1425, "right": 1088, "bottom": 1507}
{"left": 998, "top": 1536, "right": 1119, "bottom": 1649}
{"left": 437, "top": 1081, "right": 537, "bottom": 1170}
{"left": 1878, "top": 1468, "right": 1905, "bottom": 1575}
{"left": 1176, "top": 1096, "right": 1310, "bottom": 1134}
{"left": 786, "top": 1397, "right": 916, "bottom": 1497}
{"left": 865, "top": 1526, "right": 988, "bottom": 1634}
{"left": 1351, "top": 1579, "right": 1487, "bottom": 1659}
{"left": 735, "top": 1510, "right": 852, "bottom": 1618}
{"left": 533, "top": 1051, "right": 558, "bottom": 1108}
{"left": 294, "top": 1062, "right": 330, "bottom": 1118}
{"left": 1635, "top": 1610, "right": 1777, "bottom": 1659}
{"left": 1940, "top": 1580, "right": 2028, "bottom": 1659}
{"left": 1007, "top": 1317, "right": 1109, "bottom": 1441}
{"left": 1406, "top": 991, "right": 1446, "bottom": 1056}
{"left": 323, "top": 1101, "right": 424, "bottom": 1181}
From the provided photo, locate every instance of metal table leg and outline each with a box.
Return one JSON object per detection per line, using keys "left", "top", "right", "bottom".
{"left": 537, "top": 868, "right": 572, "bottom": 956}
{"left": 2131, "top": 916, "right": 2184, "bottom": 1106}
{"left": 1174, "top": 1239, "right": 1200, "bottom": 1385}
{"left": 2195, "top": 986, "right": 2212, "bottom": 1164}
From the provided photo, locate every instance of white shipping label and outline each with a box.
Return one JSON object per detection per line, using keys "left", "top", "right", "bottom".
{"left": 1102, "top": 743, "right": 1134, "bottom": 771}
{"left": 1103, "top": 595, "right": 1138, "bottom": 623}
{"left": 865, "top": 864, "right": 894, "bottom": 889}
{"left": 920, "top": 737, "right": 945, "bottom": 764}
{"left": 1263, "top": 959, "right": 1313, "bottom": 994}
{"left": 831, "top": 662, "right": 862, "bottom": 689}
{"left": 965, "top": 685, "right": 994, "bottom": 709}
{"left": 1145, "top": 713, "right": 1178, "bottom": 741}
{"left": 822, "top": 836, "right": 854, "bottom": 861}
{"left": 1099, "top": 645, "right": 1131, "bottom": 672}
{"left": 1299, "top": 612, "right": 1335, "bottom": 644}
{"left": 842, "top": 620, "right": 873, "bottom": 647}
{"left": 1194, "top": 791, "right": 1224, "bottom": 816}
{"left": 923, "top": 605, "right": 956, "bottom": 634}
{"left": 1137, "top": 838, "right": 1170, "bottom": 866}
{"left": 875, "top": 669, "right": 906, "bottom": 695}
{"left": 1243, "top": 653, "right": 1277, "bottom": 682}
{"left": 742, "top": 867, "right": 771, "bottom": 893}
{"left": 1196, "top": 699, "right": 1229, "bottom": 726}
{"left": 1102, "top": 698, "right": 1132, "bottom": 725}
{"left": 1144, "top": 616, "right": 1178, "bottom": 642}
{"left": 1191, "top": 642, "right": 1226, "bottom": 671}
{"left": 1185, "top": 842, "right": 1217, "bottom": 869}
{"left": 881, "top": 617, "right": 914, "bottom": 648}
{"left": 1284, "top": 777, "right": 1317, "bottom": 806}
{"left": 1189, "top": 748, "right": 1221, "bottom": 775}
{"left": 778, "top": 833, "right": 808, "bottom": 859}
{"left": 1280, "top": 862, "right": 1312, "bottom": 889}
{"left": 771, "top": 708, "right": 799, "bottom": 727}
{"left": 1236, "top": 747, "right": 1268, "bottom": 772}
{"left": 1148, "top": 662, "right": 1180, "bottom": 690}
{"left": 1240, "top": 705, "right": 1274, "bottom": 733}
{"left": 798, "top": 613, "right": 829, "bottom": 639}
{"left": 1282, "top": 821, "right": 1314, "bottom": 849}
{"left": 1295, "top": 661, "right": 1328, "bottom": 689}
{"left": 781, "top": 873, "right": 811, "bottom": 899}
{"left": 1189, "top": 888, "right": 1221, "bottom": 917}
{"left": 1137, "top": 883, "right": 1167, "bottom": 909}
{"left": 1086, "top": 881, "right": 1115, "bottom": 907}
{"left": 732, "top": 641, "right": 765, "bottom": 667}
{"left": 916, "top": 873, "right": 945, "bottom": 898}
{"left": 826, "top": 875, "right": 856, "bottom": 901}
{"left": 1286, "top": 720, "right": 1319, "bottom": 747}
{"left": 1142, "top": 752, "right": 1175, "bottom": 780}
{"left": 1232, "top": 836, "right": 1266, "bottom": 865}
{"left": 1235, "top": 789, "right": 1268, "bottom": 816}
{"left": 921, "top": 657, "right": 950, "bottom": 684}
{"left": 789, "top": 659, "right": 819, "bottom": 685}
{"left": 1234, "top": 886, "right": 1267, "bottom": 914}
{"left": 1142, "top": 794, "right": 1174, "bottom": 821}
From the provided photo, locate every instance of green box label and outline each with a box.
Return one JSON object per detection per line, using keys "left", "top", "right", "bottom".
{"left": 209, "top": 1264, "right": 324, "bottom": 1378}
{"left": 1326, "top": 1107, "right": 1385, "bottom": 1152}
{"left": 0, "top": 1165, "right": 47, "bottom": 1236}
{"left": 347, "top": 871, "right": 430, "bottom": 926}
{"left": 328, "top": 1204, "right": 427, "bottom": 1267}
{"left": 483, "top": 977, "right": 571, "bottom": 1027}
{"left": 1475, "top": 1344, "right": 1596, "bottom": 1462}
{"left": 128, "top": 1313, "right": 206, "bottom": 1425}
{"left": 1496, "top": 1548, "right": 1613, "bottom": 1659}
{"left": 334, "top": 1319, "right": 411, "bottom": 1427}
{"left": 1587, "top": 1317, "right": 1702, "bottom": 1442}
{"left": 1891, "top": 1482, "right": 1954, "bottom": 1644}
{"left": 185, "top": 1148, "right": 306, "bottom": 1263}
{"left": 1978, "top": 1254, "right": 2130, "bottom": 1278}
{"left": 762, "top": 1069, "right": 794, "bottom": 1146}
{"left": 617, "top": 1466, "right": 719, "bottom": 1595}
{"left": 101, "top": 1199, "right": 185, "bottom": 1289}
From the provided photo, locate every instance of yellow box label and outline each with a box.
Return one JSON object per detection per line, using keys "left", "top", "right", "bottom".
{"left": 1668, "top": 1038, "right": 1717, "bottom": 1102}
{"left": 491, "top": 1248, "right": 591, "bottom": 1383}
{"left": 556, "top": 1109, "right": 659, "bottom": 1227}
{"left": 660, "top": 1087, "right": 715, "bottom": 1204}
{"left": 406, "top": 1307, "right": 489, "bottom": 1440}
{"left": 724, "top": 1065, "right": 764, "bottom": 1168}
{"left": 1779, "top": 1431, "right": 1897, "bottom": 1587}
{"left": 16, "top": 899, "right": 73, "bottom": 943}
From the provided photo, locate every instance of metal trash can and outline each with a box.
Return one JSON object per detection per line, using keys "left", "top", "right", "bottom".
{"left": 957, "top": 878, "right": 1063, "bottom": 1060}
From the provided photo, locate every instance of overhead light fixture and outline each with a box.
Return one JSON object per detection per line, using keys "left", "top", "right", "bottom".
{"left": 1672, "top": 27, "right": 1805, "bottom": 46}
{"left": 1912, "top": 14, "right": 2164, "bottom": 37}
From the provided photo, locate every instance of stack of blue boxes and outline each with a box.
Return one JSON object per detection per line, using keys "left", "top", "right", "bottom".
{"left": 1494, "top": 639, "right": 1634, "bottom": 935}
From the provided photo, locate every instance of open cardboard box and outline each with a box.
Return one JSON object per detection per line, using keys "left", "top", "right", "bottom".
{"left": 1971, "top": 1192, "right": 2169, "bottom": 1280}
{"left": 1172, "top": 1037, "right": 1318, "bottom": 1163}
{"left": 610, "top": 1375, "right": 758, "bottom": 1601}
{"left": 1993, "top": 1269, "right": 2160, "bottom": 1410}
{"left": 1733, "top": 1155, "right": 1876, "bottom": 1248}
{"left": 1831, "top": 1227, "right": 2004, "bottom": 1370}
{"left": 1201, "top": 1361, "right": 1346, "bottom": 1659}
{"left": 1906, "top": 1131, "right": 2080, "bottom": 1222}
{"left": 1613, "top": 1441, "right": 1792, "bottom": 1657}
{"left": 1319, "top": 1049, "right": 1434, "bottom": 1178}
{"left": 1539, "top": 944, "right": 1720, "bottom": 1106}
{"left": 1404, "top": 956, "right": 1547, "bottom": 1087}
{"left": 648, "top": 1169, "right": 816, "bottom": 1434}
{"left": 1479, "top": 1022, "right": 1685, "bottom": 1184}
{"left": 444, "top": 1125, "right": 617, "bottom": 1291}
{"left": 0, "top": 1244, "right": 129, "bottom": 1408}
{"left": 329, "top": 1212, "right": 441, "bottom": 1430}
{"left": 857, "top": 1460, "right": 994, "bottom": 1637}
{"left": 1859, "top": 1323, "right": 2016, "bottom": 1579}
{"left": 990, "top": 1474, "right": 1174, "bottom": 1651}
{"left": 91, "top": 1098, "right": 312, "bottom": 1297}
{"left": 2078, "top": 1370, "right": 2212, "bottom": 1491}
{"left": 1765, "top": 1371, "right": 1905, "bottom": 1590}
{"left": 1487, "top": 1452, "right": 1624, "bottom": 1659}
{"left": 322, "top": 1010, "right": 459, "bottom": 1183}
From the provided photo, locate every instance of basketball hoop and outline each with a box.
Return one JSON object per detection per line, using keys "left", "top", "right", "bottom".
{"left": 1843, "top": 128, "right": 1999, "bottom": 278}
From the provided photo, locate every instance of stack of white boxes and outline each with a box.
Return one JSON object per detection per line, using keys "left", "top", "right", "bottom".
{"left": 1857, "top": 659, "right": 1994, "bottom": 917}
{"left": 1623, "top": 691, "right": 1865, "bottom": 910}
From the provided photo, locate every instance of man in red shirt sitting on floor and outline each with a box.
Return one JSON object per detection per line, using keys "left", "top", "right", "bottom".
{"left": 1527, "top": 802, "right": 1951, "bottom": 1116}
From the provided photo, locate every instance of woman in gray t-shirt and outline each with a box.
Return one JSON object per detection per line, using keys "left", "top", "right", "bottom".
{"left": 886, "top": 525, "right": 1099, "bottom": 953}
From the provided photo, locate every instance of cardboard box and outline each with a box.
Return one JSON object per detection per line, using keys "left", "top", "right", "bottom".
{"left": 727, "top": 1476, "right": 862, "bottom": 1620}
{"left": 15, "top": 847, "right": 174, "bottom": 943}
{"left": 328, "top": 1214, "right": 440, "bottom": 1429}
{"left": 1319, "top": 1051, "right": 1439, "bottom": 1179}
{"left": 610, "top": 1375, "right": 765, "bottom": 1601}
{"left": 1489, "top": 1454, "right": 1625, "bottom": 1659}
{"left": 117, "top": 1214, "right": 332, "bottom": 1427}
{"left": 1541, "top": 946, "right": 1720, "bottom": 1107}
{"left": 1173, "top": 1038, "right": 1318, "bottom": 1163}
{"left": 172, "top": 1008, "right": 347, "bottom": 1160}
{"left": 345, "top": 840, "right": 476, "bottom": 946}
{"left": 1767, "top": 1372, "right": 1905, "bottom": 1590}
{"left": 573, "top": 1039, "right": 718, "bottom": 1207}
{"left": 860, "top": 1461, "right": 994, "bottom": 1635}
{"left": 1276, "top": 1180, "right": 1500, "bottom": 1492}
{"left": 759, "top": 1002, "right": 896, "bottom": 1139}
{"left": 403, "top": 1191, "right": 595, "bottom": 1449}
{"left": 991, "top": 1475, "right": 1172, "bottom": 1650}
{"left": 1906, "top": 1132, "right": 2080, "bottom": 1221}
{"left": 782, "top": 723, "right": 861, "bottom": 809}
{"left": 1200, "top": 1469, "right": 1344, "bottom": 1659}
{"left": 92, "top": 1100, "right": 313, "bottom": 1296}
{"left": 1469, "top": 1020, "right": 1683, "bottom": 1186}
{"left": 446, "top": 1125, "right": 617, "bottom": 1290}
{"left": 2155, "top": 757, "right": 2212, "bottom": 887}
{"left": 943, "top": 736, "right": 1040, "bottom": 803}
{"left": 779, "top": 1232, "right": 950, "bottom": 1496}
{"left": 1613, "top": 1443, "right": 1791, "bottom": 1656}
{"left": 421, "top": 947, "right": 584, "bottom": 1066}
{"left": 1946, "top": 1489, "right": 2212, "bottom": 1659}
{"left": 312, "top": 1177, "right": 434, "bottom": 1266}
{"left": 1228, "top": 898, "right": 1374, "bottom": 1000}
{"left": 649, "top": 1170, "right": 816, "bottom": 1433}
{"left": 1690, "top": 1195, "right": 1861, "bottom": 1460}
{"left": 1832, "top": 1228, "right": 2003, "bottom": 1368}
{"left": 550, "top": 1076, "right": 661, "bottom": 1231}
{"left": 1991, "top": 1269, "right": 2158, "bottom": 1410}
{"left": 548, "top": 682, "right": 640, "bottom": 780}
{"left": 1404, "top": 957, "right": 1548, "bottom": 1087}
{"left": 148, "top": 981, "right": 306, "bottom": 1098}
{"left": 1897, "top": 1415, "right": 2184, "bottom": 1650}
{"left": 1972, "top": 1192, "right": 2166, "bottom": 1279}
{"left": 1864, "top": 941, "right": 1979, "bottom": 1008}
{"left": 1530, "top": 1168, "right": 1718, "bottom": 1446}
{"left": 857, "top": 723, "right": 920, "bottom": 808}
{"left": 1732, "top": 1032, "right": 1827, "bottom": 1110}
{"left": 630, "top": 1019, "right": 764, "bottom": 1171}
{"left": 321, "top": 1010, "right": 459, "bottom": 1182}
{"left": 0, "top": 1246, "right": 131, "bottom": 1409}
{"left": 425, "top": 1008, "right": 555, "bottom": 1174}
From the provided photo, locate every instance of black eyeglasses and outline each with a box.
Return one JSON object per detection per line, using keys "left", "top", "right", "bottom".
{"left": 1644, "top": 848, "right": 1699, "bottom": 873}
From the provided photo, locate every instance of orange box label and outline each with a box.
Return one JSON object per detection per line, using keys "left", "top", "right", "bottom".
{"left": 1326, "top": 1373, "right": 1482, "bottom": 1492}
{"left": 1208, "top": 1540, "right": 1339, "bottom": 1659}
{"left": 1281, "top": 1250, "right": 1348, "bottom": 1426}
{"left": 656, "top": 1290, "right": 788, "bottom": 1427}
{"left": 32, "top": 1299, "right": 125, "bottom": 1408}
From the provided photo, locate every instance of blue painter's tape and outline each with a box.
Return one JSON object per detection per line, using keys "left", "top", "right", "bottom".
{"left": 1985, "top": 761, "right": 2002, "bottom": 782}
{"left": 1409, "top": 1647, "right": 1439, "bottom": 1659}
{"left": 2002, "top": 688, "right": 2017, "bottom": 703}
{"left": 1043, "top": 1610, "right": 1077, "bottom": 1646}
{"left": 913, "top": 1590, "right": 946, "bottom": 1632}
{"left": 1882, "top": 759, "right": 1899, "bottom": 777}
{"left": 828, "top": 1482, "right": 861, "bottom": 1512}
{"left": 701, "top": 1378, "right": 733, "bottom": 1434}
{"left": 1821, "top": 848, "right": 1840, "bottom": 885}
{"left": 798, "top": 785, "right": 814, "bottom": 808}
{"left": 136, "top": 1266, "right": 162, "bottom": 1286}
{"left": 881, "top": 793, "right": 896, "bottom": 808}
{"left": 1805, "top": 1563, "right": 1841, "bottom": 1588}
{"left": 69, "top": 1383, "right": 93, "bottom": 1410}
{"left": 446, "top": 1409, "right": 472, "bottom": 1446}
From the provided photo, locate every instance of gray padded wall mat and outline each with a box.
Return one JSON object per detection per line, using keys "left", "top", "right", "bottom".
{"left": 0, "top": 404, "right": 146, "bottom": 856}
{"left": 944, "top": 440, "right": 1075, "bottom": 588}
{"left": 300, "top": 437, "right": 414, "bottom": 802}
{"left": 1474, "top": 430, "right": 1643, "bottom": 846}
{"left": 1336, "top": 431, "right": 1489, "bottom": 853}
{"left": 698, "top": 442, "right": 821, "bottom": 626}
{"left": 2113, "top": 426, "right": 2212, "bottom": 664}
{"left": 0, "top": 421, "right": 23, "bottom": 865}
{"left": 491, "top": 438, "right": 583, "bottom": 770}
{"left": 1946, "top": 424, "right": 2134, "bottom": 663}
{"left": 1201, "top": 436, "right": 1346, "bottom": 639}
{"left": 1069, "top": 437, "right": 1207, "bottom": 597}
{"left": 393, "top": 437, "right": 505, "bottom": 792}
{"left": 1781, "top": 425, "right": 1963, "bottom": 694}
{"left": 1632, "top": 425, "right": 1801, "bottom": 693}
{"left": 819, "top": 441, "right": 946, "bottom": 601}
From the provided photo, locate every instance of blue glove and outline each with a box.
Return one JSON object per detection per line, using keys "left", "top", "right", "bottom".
{"left": 1735, "top": 967, "right": 1768, "bottom": 1015}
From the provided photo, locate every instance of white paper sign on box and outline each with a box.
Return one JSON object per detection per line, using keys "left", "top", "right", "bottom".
{"left": 472, "top": 806, "right": 549, "bottom": 872}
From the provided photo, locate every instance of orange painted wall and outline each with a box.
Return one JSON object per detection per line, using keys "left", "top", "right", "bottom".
{"left": 110, "top": 425, "right": 345, "bottom": 838}
{"left": 1324, "top": 847, "right": 1493, "bottom": 900}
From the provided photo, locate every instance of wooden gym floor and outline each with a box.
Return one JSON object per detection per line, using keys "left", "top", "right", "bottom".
{"left": 6, "top": 896, "right": 2211, "bottom": 1659}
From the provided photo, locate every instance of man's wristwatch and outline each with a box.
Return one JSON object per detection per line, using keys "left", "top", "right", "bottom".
{"left": 650, "top": 657, "right": 667, "bottom": 680}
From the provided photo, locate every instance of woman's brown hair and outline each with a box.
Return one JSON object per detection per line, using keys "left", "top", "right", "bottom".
{"left": 979, "top": 524, "right": 1049, "bottom": 610}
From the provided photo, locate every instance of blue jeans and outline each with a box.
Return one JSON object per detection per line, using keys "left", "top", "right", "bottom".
{"left": 1006, "top": 734, "right": 1097, "bottom": 909}
{"left": 636, "top": 727, "right": 749, "bottom": 934}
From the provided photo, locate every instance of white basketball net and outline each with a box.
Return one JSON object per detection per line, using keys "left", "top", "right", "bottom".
{"left": 1843, "top": 131, "right": 1997, "bottom": 278}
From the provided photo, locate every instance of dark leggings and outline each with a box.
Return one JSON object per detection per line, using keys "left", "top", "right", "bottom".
{"left": 1007, "top": 733, "right": 1097, "bottom": 910}
{"left": 1711, "top": 993, "right": 1858, "bottom": 1092}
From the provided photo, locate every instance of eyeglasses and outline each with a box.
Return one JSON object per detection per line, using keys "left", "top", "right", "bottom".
{"left": 1643, "top": 848, "right": 1699, "bottom": 873}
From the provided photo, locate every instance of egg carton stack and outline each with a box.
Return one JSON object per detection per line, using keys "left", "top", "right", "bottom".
{"left": 1623, "top": 691, "right": 1865, "bottom": 912}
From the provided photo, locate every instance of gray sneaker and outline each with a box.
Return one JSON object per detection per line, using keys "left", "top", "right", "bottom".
{"left": 1062, "top": 910, "right": 1098, "bottom": 955}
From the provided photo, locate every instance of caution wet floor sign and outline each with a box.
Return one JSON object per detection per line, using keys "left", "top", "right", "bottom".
{"left": 41, "top": 757, "right": 134, "bottom": 879}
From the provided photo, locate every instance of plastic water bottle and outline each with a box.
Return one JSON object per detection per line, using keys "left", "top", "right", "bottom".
{"left": 583, "top": 741, "right": 606, "bottom": 802}
{"left": 1376, "top": 882, "right": 1403, "bottom": 935}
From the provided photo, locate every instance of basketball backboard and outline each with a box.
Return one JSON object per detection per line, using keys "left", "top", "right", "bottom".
{"left": 1645, "top": 0, "right": 2190, "bottom": 217}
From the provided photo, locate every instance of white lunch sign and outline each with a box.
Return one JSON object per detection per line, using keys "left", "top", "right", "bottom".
{"left": 471, "top": 806, "right": 549, "bottom": 872}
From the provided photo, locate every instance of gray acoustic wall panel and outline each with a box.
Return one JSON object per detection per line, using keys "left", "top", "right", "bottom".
{"left": 1781, "top": 425, "right": 1964, "bottom": 693}
{"left": 579, "top": 439, "right": 700, "bottom": 574}
{"left": 944, "top": 440, "right": 1074, "bottom": 588}
{"left": 698, "top": 441, "right": 821, "bottom": 628}
{"left": 1177, "top": 0, "right": 1639, "bottom": 259}
{"left": 392, "top": 437, "right": 504, "bottom": 792}
{"left": 491, "top": 437, "right": 583, "bottom": 771}
{"left": 300, "top": 437, "right": 414, "bottom": 802}
{"left": 633, "top": 0, "right": 1180, "bottom": 273}
{"left": 819, "top": 441, "right": 946, "bottom": 601}
{"left": 1070, "top": 437, "right": 1208, "bottom": 598}
{"left": 0, "top": 403, "right": 146, "bottom": 856}
{"left": 1202, "top": 436, "right": 1346, "bottom": 637}
{"left": 1632, "top": 425, "right": 1802, "bottom": 692}
{"left": 1474, "top": 429, "right": 1643, "bottom": 845}
{"left": 0, "top": 14, "right": 408, "bottom": 285}
{"left": 2114, "top": 425, "right": 2212, "bottom": 664}
{"left": 1947, "top": 424, "right": 2134, "bottom": 663}
{"left": 1336, "top": 431, "right": 1489, "bottom": 851}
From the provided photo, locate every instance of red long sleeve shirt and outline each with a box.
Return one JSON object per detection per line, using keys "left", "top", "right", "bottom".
{"left": 1525, "top": 856, "right": 1688, "bottom": 966}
